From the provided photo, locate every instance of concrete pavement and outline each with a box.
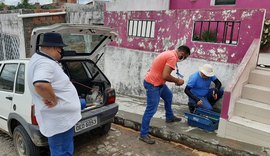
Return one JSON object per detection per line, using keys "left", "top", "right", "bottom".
{"left": 114, "top": 94, "right": 270, "bottom": 156}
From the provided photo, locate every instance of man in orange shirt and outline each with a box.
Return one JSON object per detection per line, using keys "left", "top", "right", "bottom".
{"left": 139, "top": 45, "right": 190, "bottom": 144}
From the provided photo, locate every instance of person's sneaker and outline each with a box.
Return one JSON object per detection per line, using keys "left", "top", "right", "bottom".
{"left": 165, "top": 116, "right": 182, "bottom": 123}
{"left": 139, "top": 135, "right": 155, "bottom": 144}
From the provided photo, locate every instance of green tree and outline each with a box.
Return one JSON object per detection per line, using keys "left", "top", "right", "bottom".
{"left": 16, "top": 0, "right": 36, "bottom": 9}
{"left": 260, "top": 18, "right": 270, "bottom": 50}
{"left": 0, "top": 2, "right": 5, "bottom": 11}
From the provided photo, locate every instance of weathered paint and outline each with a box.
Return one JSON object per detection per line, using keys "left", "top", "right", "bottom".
{"left": 0, "top": 13, "right": 25, "bottom": 59}
{"left": 105, "top": 9, "right": 265, "bottom": 64}
{"left": 104, "top": 46, "right": 237, "bottom": 104}
{"left": 170, "top": 0, "right": 270, "bottom": 18}
{"left": 65, "top": 3, "right": 104, "bottom": 24}
{"left": 221, "top": 91, "right": 230, "bottom": 119}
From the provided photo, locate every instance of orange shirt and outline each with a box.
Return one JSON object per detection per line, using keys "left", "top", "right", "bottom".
{"left": 144, "top": 50, "right": 178, "bottom": 86}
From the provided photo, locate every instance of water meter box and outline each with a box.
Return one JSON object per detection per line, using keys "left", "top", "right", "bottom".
{"left": 184, "top": 108, "right": 220, "bottom": 132}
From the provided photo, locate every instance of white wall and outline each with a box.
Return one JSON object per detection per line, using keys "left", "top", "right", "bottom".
{"left": 105, "top": 0, "right": 170, "bottom": 11}
{"left": 65, "top": 3, "right": 104, "bottom": 24}
{"left": 104, "top": 46, "right": 238, "bottom": 104}
{"left": 0, "top": 13, "right": 25, "bottom": 59}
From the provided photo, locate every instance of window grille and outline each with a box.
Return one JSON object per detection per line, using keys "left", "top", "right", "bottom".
{"left": 192, "top": 20, "right": 241, "bottom": 45}
{"left": 128, "top": 20, "right": 155, "bottom": 38}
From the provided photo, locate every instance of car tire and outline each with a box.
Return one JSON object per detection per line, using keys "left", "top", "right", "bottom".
{"left": 13, "top": 125, "right": 40, "bottom": 156}
{"left": 97, "top": 122, "right": 111, "bottom": 136}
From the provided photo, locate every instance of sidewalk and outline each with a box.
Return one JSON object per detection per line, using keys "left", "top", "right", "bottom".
{"left": 114, "top": 94, "right": 270, "bottom": 156}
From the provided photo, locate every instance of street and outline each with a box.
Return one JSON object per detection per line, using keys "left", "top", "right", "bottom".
{"left": 0, "top": 124, "right": 216, "bottom": 156}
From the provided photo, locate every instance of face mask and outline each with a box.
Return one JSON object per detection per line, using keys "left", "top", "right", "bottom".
{"left": 178, "top": 55, "right": 187, "bottom": 62}
{"left": 57, "top": 48, "right": 64, "bottom": 59}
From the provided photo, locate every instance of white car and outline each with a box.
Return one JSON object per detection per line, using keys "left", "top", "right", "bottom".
{"left": 0, "top": 23, "right": 118, "bottom": 156}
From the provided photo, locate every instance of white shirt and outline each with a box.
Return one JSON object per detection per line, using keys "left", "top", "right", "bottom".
{"left": 27, "top": 52, "right": 81, "bottom": 137}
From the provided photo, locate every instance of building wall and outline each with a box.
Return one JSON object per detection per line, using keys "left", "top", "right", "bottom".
{"left": 65, "top": 3, "right": 104, "bottom": 25}
{"left": 104, "top": 9, "right": 265, "bottom": 103}
{"left": 105, "top": 9, "right": 265, "bottom": 64}
{"left": 105, "top": 0, "right": 170, "bottom": 11}
{"left": 170, "top": 0, "right": 270, "bottom": 18}
{"left": 22, "top": 13, "right": 66, "bottom": 57}
{"left": 0, "top": 9, "right": 66, "bottom": 59}
{"left": 53, "top": 0, "right": 77, "bottom": 3}
{"left": 104, "top": 46, "right": 237, "bottom": 104}
{"left": 0, "top": 12, "right": 25, "bottom": 60}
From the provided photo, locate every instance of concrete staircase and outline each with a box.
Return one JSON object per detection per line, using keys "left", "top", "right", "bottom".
{"left": 226, "top": 68, "right": 270, "bottom": 148}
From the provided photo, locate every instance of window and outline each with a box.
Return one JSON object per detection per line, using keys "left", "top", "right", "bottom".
{"left": 0, "top": 64, "right": 18, "bottom": 92}
{"left": 66, "top": 62, "right": 88, "bottom": 80}
{"left": 39, "top": 33, "right": 106, "bottom": 54}
{"left": 15, "top": 64, "right": 25, "bottom": 94}
{"left": 128, "top": 20, "right": 155, "bottom": 38}
{"left": 211, "top": 0, "right": 236, "bottom": 5}
{"left": 192, "top": 20, "right": 241, "bottom": 45}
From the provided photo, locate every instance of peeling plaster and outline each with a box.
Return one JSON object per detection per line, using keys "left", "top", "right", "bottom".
{"left": 185, "top": 19, "right": 191, "bottom": 29}
{"left": 122, "top": 14, "right": 126, "bottom": 20}
{"left": 197, "top": 46, "right": 205, "bottom": 55}
{"left": 148, "top": 42, "right": 153, "bottom": 49}
{"left": 217, "top": 47, "right": 228, "bottom": 62}
{"left": 191, "top": 48, "right": 195, "bottom": 54}
{"left": 217, "top": 47, "right": 226, "bottom": 54}
{"left": 138, "top": 42, "right": 146, "bottom": 48}
{"left": 209, "top": 11, "right": 215, "bottom": 20}
{"left": 158, "top": 28, "right": 166, "bottom": 33}
{"left": 116, "top": 38, "right": 122, "bottom": 45}
{"left": 165, "top": 10, "right": 173, "bottom": 16}
{"left": 162, "top": 37, "right": 173, "bottom": 51}
{"left": 209, "top": 49, "right": 217, "bottom": 57}
{"left": 146, "top": 12, "right": 150, "bottom": 18}
{"left": 176, "top": 37, "right": 187, "bottom": 47}
{"left": 192, "top": 15, "right": 196, "bottom": 20}
{"left": 105, "top": 9, "right": 265, "bottom": 64}
{"left": 241, "top": 10, "right": 254, "bottom": 19}
{"left": 222, "top": 10, "right": 235, "bottom": 20}
{"left": 127, "top": 37, "right": 133, "bottom": 42}
{"left": 192, "top": 13, "right": 202, "bottom": 21}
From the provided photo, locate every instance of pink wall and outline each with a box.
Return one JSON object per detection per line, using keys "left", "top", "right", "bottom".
{"left": 170, "top": 0, "right": 270, "bottom": 18}
{"left": 105, "top": 9, "right": 265, "bottom": 64}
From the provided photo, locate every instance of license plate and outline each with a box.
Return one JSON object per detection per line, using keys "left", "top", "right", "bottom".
{"left": 75, "top": 116, "right": 98, "bottom": 132}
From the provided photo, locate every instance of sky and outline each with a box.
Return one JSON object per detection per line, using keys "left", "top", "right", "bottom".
{"left": 3, "top": 0, "right": 91, "bottom": 5}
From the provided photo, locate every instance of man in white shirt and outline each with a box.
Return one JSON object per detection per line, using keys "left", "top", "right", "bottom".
{"left": 28, "top": 32, "right": 81, "bottom": 156}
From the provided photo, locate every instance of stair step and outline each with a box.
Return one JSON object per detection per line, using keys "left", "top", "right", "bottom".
{"left": 249, "top": 69, "right": 270, "bottom": 88}
{"left": 225, "top": 116, "right": 270, "bottom": 148}
{"left": 242, "top": 84, "right": 270, "bottom": 104}
{"left": 235, "top": 98, "right": 270, "bottom": 124}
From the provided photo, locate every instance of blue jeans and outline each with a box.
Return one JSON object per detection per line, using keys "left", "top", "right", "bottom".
{"left": 188, "top": 88, "right": 224, "bottom": 111}
{"left": 140, "top": 80, "right": 174, "bottom": 137}
{"left": 48, "top": 127, "right": 74, "bottom": 156}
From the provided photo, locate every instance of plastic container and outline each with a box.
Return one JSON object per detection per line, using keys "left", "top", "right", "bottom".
{"left": 80, "top": 98, "right": 86, "bottom": 110}
{"left": 184, "top": 108, "right": 220, "bottom": 132}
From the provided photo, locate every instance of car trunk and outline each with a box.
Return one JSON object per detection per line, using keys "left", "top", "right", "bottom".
{"left": 60, "top": 59, "right": 111, "bottom": 111}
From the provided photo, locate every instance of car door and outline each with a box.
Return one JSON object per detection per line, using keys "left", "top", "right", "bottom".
{"left": 0, "top": 63, "right": 18, "bottom": 131}
{"left": 30, "top": 23, "right": 118, "bottom": 63}
{"left": 12, "top": 63, "right": 32, "bottom": 123}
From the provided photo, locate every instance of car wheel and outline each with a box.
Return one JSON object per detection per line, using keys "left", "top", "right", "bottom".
{"left": 13, "top": 125, "right": 40, "bottom": 156}
{"left": 97, "top": 122, "right": 111, "bottom": 136}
